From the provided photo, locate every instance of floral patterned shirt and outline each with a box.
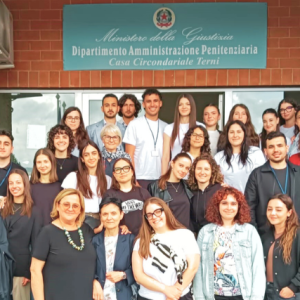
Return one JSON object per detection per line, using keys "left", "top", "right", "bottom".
{"left": 104, "top": 235, "right": 118, "bottom": 300}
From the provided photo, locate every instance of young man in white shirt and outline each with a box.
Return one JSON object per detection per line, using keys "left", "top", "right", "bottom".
{"left": 203, "top": 104, "right": 221, "bottom": 156}
{"left": 123, "top": 89, "right": 167, "bottom": 190}
{"left": 118, "top": 94, "right": 141, "bottom": 127}
{"left": 86, "top": 94, "right": 126, "bottom": 151}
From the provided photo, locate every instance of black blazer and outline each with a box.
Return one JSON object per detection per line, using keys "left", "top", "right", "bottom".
{"left": 4, "top": 206, "right": 42, "bottom": 278}
{"left": 92, "top": 228, "right": 136, "bottom": 300}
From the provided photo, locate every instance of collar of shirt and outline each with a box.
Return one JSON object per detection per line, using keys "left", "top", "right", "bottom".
{"left": 0, "top": 161, "right": 12, "bottom": 171}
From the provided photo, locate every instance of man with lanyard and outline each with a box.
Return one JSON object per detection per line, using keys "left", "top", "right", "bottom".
{"left": 86, "top": 94, "right": 126, "bottom": 151}
{"left": 123, "top": 89, "right": 167, "bottom": 190}
{"left": 0, "top": 130, "right": 27, "bottom": 198}
{"left": 245, "top": 131, "right": 300, "bottom": 236}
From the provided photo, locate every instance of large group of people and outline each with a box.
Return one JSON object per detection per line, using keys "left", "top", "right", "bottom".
{"left": 0, "top": 88, "right": 300, "bottom": 300}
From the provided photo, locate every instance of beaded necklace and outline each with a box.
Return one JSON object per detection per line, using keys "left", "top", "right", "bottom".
{"left": 60, "top": 221, "right": 85, "bottom": 251}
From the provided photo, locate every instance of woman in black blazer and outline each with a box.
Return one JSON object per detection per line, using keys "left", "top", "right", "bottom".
{"left": 92, "top": 197, "right": 136, "bottom": 300}
{"left": 1, "top": 169, "right": 42, "bottom": 300}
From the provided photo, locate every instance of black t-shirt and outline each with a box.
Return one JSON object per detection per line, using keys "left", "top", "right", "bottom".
{"left": 167, "top": 181, "right": 190, "bottom": 228}
{"left": 0, "top": 162, "right": 28, "bottom": 196}
{"left": 273, "top": 167, "right": 291, "bottom": 195}
{"left": 32, "top": 223, "right": 96, "bottom": 300}
{"left": 104, "top": 187, "right": 151, "bottom": 236}
{"left": 30, "top": 182, "right": 62, "bottom": 226}
{"left": 56, "top": 155, "right": 78, "bottom": 183}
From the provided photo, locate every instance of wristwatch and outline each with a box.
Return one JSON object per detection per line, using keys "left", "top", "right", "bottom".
{"left": 122, "top": 272, "right": 127, "bottom": 280}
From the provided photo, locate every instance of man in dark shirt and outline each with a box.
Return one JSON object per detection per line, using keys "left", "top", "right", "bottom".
{"left": 0, "top": 130, "right": 27, "bottom": 197}
{"left": 245, "top": 131, "right": 300, "bottom": 236}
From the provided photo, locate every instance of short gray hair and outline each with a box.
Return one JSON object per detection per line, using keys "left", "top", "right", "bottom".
{"left": 100, "top": 124, "right": 122, "bottom": 146}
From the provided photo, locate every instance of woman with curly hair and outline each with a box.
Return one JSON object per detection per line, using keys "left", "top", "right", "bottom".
{"left": 214, "top": 120, "right": 265, "bottom": 193}
{"left": 148, "top": 153, "right": 193, "bottom": 228}
{"left": 194, "top": 187, "right": 266, "bottom": 300}
{"left": 161, "top": 93, "right": 205, "bottom": 175}
{"left": 262, "top": 194, "right": 300, "bottom": 300}
{"left": 187, "top": 154, "right": 223, "bottom": 234}
{"left": 217, "top": 104, "right": 259, "bottom": 152}
{"left": 61, "top": 107, "right": 89, "bottom": 157}
{"left": 182, "top": 125, "right": 211, "bottom": 164}
{"left": 47, "top": 124, "right": 78, "bottom": 183}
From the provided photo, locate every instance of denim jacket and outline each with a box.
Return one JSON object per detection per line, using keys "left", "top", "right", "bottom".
{"left": 193, "top": 223, "right": 266, "bottom": 300}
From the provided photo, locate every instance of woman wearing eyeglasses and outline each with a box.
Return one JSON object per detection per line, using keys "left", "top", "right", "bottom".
{"left": 100, "top": 124, "right": 131, "bottom": 177}
{"left": 103, "top": 158, "right": 151, "bottom": 236}
{"left": 278, "top": 99, "right": 297, "bottom": 140}
{"left": 62, "top": 140, "right": 111, "bottom": 229}
{"left": 132, "top": 197, "right": 200, "bottom": 300}
{"left": 148, "top": 153, "right": 193, "bottom": 228}
{"left": 182, "top": 125, "right": 211, "bottom": 164}
{"left": 61, "top": 107, "right": 89, "bottom": 157}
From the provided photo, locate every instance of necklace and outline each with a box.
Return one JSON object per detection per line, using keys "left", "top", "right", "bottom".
{"left": 169, "top": 182, "right": 181, "bottom": 192}
{"left": 60, "top": 221, "right": 85, "bottom": 251}
{"left": 56, "top": 159, "right": 66, "bottom": 170}
{"left": 12, "top": 204, "right": 22, "bottom": 215}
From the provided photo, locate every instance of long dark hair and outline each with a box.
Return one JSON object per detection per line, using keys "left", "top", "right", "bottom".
{"left": 158, "top": 152, "right": 192, "bottom": 190}
{"left": 111, "top": 158, "right": 137, "bottom": 190}
{"left": 296, "top": 108, "right": 300, "bottom": 151}
{"left": 181, "top": 125, "right": 211, "bottom": 154}
{"left": 267, "top": 194, "right": 299, "bottom": 264}
{"left": 223, "top": 120, "right": 249, "bottom": 169}
{"left": 217, "top": 104, "right": 259, "bottom": 152}
{"left": 260, "top": 108, "right": 280, "bottom": 150}
{"left": 277, "top": 98, "right": 297, "bottom": 126}
{"left": 1, "top": 169, "right": 33, "bottom": 218}
{"left": 171, "top": 94, "right": 197, "bottom": 149}
{"left": 30, "top": 148, "right": 58, "bottom": 184}
{"left": 77, "top": 140, "right": 107, "bottom": 199}
{"left": 61, "top": 107, "right": 89, "bottom": 147}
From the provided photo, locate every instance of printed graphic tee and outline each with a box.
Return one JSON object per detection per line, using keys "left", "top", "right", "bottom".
{"left": 103, "top": 187, "right": 151, "bottom": 236}
{"left": 213, "top": 225, "right": 241, "bottom": 296}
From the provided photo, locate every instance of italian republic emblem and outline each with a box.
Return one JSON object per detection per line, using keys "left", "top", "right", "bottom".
{"left": 153, "top": 7, "right": 175, "bottom": 30}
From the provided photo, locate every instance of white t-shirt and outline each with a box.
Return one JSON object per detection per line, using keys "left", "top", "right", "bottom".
{"left": 214, "top": 146, "right": 266, "bottom": 193}
{"left": 133, "top": 229, "right": 200, "bottom": 300}
{"left": 164, "top": 122, "right": 205, "bottom": 159}
{"left": 61, "top": 172, "right": 112, "bottom": 213}
{"left": 208, "top": 130, "right": 220, "bottom": 157}
{"left": 280, "top": 125, "right": 295, "bottom": 140}
{"left": 123, "top": 116, "right": 167, "bottom": 180}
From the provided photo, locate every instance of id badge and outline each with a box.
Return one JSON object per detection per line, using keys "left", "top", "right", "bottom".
{"left": 151, "top": 150, "right": 159, "bottom": 157}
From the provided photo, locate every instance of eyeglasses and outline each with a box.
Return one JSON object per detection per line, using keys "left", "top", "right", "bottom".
{"left": 114, "top": 166, "right": 131, "bottom": 174}
{"left": 280, "top": 106, "right": 294, "bottom": 114}
{"left": 104, "top": 135, "right": 120, "bottom": 142}
{"left": 191, "top": 133, "right": 204, "bottom": 139}
{"left": 145, "top": 208, "right": 164, "bottom": 220}
{"left": 59, "top": 202, "right": 81, "bottom": 211}
{"left": 66, "top": 116, "right": 80, "bottom": 121}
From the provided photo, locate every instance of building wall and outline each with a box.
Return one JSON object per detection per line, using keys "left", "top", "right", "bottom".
{"left": 0, "top": 0, "right": 300, "bottom": 89}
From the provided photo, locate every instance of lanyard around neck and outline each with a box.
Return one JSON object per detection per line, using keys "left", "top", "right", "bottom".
{"left": 0, "top": 162, "right": 12, "bottom": 188}
{"left": 270, "top": 164, "right": 289, "bottom": 194}
{"left": 144, "top": 116, "right": 159, "bottom": 150}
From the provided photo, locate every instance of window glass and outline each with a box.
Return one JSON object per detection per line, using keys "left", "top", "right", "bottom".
{"left": 9, "top": 93, "right": 75, "bottom": 175}
{"left": 232, "top": 91, "right": 284, "bottom": 134}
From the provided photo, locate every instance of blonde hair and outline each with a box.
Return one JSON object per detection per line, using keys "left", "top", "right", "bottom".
{"left": 100, "top": 124, "right": 122, "bottom": 146}
{"left": 50, "top": 189, "right": 85, "bottom": 225}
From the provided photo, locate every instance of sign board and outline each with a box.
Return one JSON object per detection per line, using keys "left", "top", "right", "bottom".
{"left": 63, "top": 3, "right": 267, "bottom": 70}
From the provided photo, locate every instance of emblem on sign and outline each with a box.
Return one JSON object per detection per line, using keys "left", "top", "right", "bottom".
{"left": 153, "top": 7, "right": 175, "bottom": 30}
